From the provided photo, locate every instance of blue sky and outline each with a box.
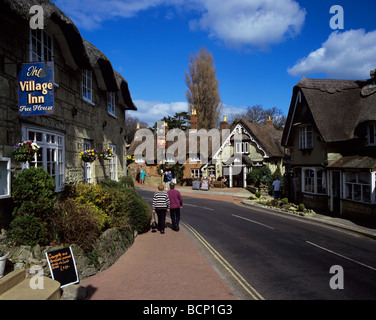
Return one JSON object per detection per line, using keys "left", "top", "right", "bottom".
{"left": 52, "top": 0, "right": 376, "bottom": 126}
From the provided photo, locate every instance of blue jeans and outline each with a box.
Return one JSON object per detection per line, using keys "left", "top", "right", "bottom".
{"left": 273, "top": 191, "right": 280, "bottom": 199}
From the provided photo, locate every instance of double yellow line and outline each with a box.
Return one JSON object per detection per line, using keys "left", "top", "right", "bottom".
{"left": 182, "top": 223, "right": 265, "bottom": 300}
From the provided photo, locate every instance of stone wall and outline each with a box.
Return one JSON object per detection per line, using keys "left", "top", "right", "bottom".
{"left": 0, "top": 228, "right": 134, "bottom": 281}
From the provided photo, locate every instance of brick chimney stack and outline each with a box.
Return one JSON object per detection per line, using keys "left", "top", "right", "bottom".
{"left": 220, "top": 115, "right": 228, "bottom": 130}
{"left": 190, "top": 109, "right": 198, "bottom": 132}
{"left": 266, "top": 116, "right": 273, "bottom": 127}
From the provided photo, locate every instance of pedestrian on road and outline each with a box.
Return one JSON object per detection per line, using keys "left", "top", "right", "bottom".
{"left": 272, "top": 176, "right": 281, "bottom": 199}
{"left": 167, "top": 183, "right": 183, "bottom": 231}
{"left": 152, "top": 184, "right": 170, "bottom": 234}
{"left": 140, "top": 169, "right": 146, "bottom": 184}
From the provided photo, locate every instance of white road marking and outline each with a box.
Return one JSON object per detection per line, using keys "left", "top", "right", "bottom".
{"left": 306, "top": 241, "right": 376, "bottom": 271}
{"left": 232, "top": 214, "right": 275, "bottom": 230}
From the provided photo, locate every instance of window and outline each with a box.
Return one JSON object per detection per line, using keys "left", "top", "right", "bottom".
{"left": 82, "top": 69, "right": 93, "bottom": 102}
{"left": 83, "top": 140, "right": 93, "bottom": 184}
{"left": 235, "top": 142, "right": 249, "bottom": 154}
{"left": 345, "top": 172, "right": 371, "bottom": 203}
{"left": 30, "top": 29, "right": 53, "bottom": 62}
{"left": 108, "top": 92, "right": 116, "bottom": 116}
{"left": 367, "top": 124, "right": 376, "bottom": 146}
{"left": 23, "top": 126, "right": 65, "bottom": 192}
{"left": 299, "top": 126, "right": 313, "bottom": 150}
{"left": 109, "top": 145, "right": 117, "bottom": 181}
{"left": 0, "top": 158, "right": 11, "bottom": 199}
{"left": 302, "top": 168, "right": 327, "bottom": 194}
{"left": 190, "top": 169, "right": 202, "bottom": 178}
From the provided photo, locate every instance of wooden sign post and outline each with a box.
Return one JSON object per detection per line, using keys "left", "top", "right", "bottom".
{"left": 46, "top": 247, "right": 79, "bottom": 288}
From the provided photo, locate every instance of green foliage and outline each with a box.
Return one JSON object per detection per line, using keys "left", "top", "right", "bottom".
{"left": 12, "top": 167, "right": 56, "bottom": 218}
{"left": 158, "top": 163, "right": 185, "bottom": 183}
{"left": 8, "top": 215, "right": 49, "bottom": 246}
{"left": 281, "top": 198, "right": 289, "bottom": 205}
{"left": 298, "top": 203, "right": 305, "bottom": 212}
{"left": 247, "top": 166, "right": 272, "bottom": 186}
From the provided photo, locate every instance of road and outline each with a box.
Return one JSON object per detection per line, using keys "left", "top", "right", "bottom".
{"left": 137, "top": 188, "right": 376, "bottom": 300}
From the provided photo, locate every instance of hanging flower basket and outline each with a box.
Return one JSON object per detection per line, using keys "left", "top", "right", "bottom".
{"left": 79, "top": 149, "right": 98, "bottom": 163}
{"left": 99, "top": 147, "right": 114, "bottom": 161}
{"left": 126, "top": 155, "right": 135, "bottom": 166}
{"left": 13, "top": 141, "right": 40, "bottom": 162}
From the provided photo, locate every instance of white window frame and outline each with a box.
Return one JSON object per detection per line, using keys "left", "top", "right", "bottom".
{"left": 107, "top": 92, "right": 116, "bottom": 117}
{"left": 22, "top": 126, "right": 65, "bottom": 192}
{"left": 190, "top": 169, "right": 202, "bottom": 178}
{"left": 302, "top": 167, "right": 327, "bottom": 195}
{"left": 0, "top": 157, "right": 11, "bottom": 199}
{"left": 109, "top": 144, "right": 118, "bottom": 181}
{"left": 235, "top": 142, "right": 249, "bottom": 154}
{"left": 83, "top": 140, "right": 93, "bottom": 184}
{"left": 30, "top": 29, "right": 53, "bottom": 62}
{"left": 82, "top": 69, "right": 93, "bottom": 103}
{"left": 366, "top": 124, "right": 376, "bottom": 146}
{"left": 344, "top": 172, "right": 372, "bottom": 204}
{"left": 299, "top": 125, "right": 313, "bottom": 150}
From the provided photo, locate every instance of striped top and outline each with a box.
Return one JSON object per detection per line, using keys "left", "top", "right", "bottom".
{"left": 152, "top": 191, "right": 170, "bottom": 209}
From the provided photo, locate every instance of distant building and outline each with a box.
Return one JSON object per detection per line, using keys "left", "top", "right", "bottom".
{"left": 0, "top": 0, "right": 137, "bottom": 223}
{"left": 127, "top": 111, "right": 284, "bottom": 188}
{"left": 282, "top": 71, "right": 376, "bottom": 220}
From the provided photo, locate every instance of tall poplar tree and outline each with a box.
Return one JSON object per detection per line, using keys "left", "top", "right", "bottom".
{"left": 185, "top": 47, "right": 222, "bottom": 130}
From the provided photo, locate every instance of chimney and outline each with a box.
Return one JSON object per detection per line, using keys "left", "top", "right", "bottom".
{"left": 220, "top": 115, "right": 228, "bottom": 130}
{"left": 190, "top": 109, "right": 198, "bottom": 132}
{"left": 371, "top": 69, "right": 376, "bottom": 80}
{"left": 164, "top": 121, "right": 169, "bottom": 135}
{"left": 266, "top": 116, "right": 273, "bottom": 127}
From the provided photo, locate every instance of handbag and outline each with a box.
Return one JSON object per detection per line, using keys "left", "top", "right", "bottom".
{"left": 151, "top": 211, "right": 157, "bottom": 232}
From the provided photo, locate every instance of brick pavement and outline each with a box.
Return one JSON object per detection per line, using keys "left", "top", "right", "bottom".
{"left": 81, "top": 218, "right": 237, "bottom": 300}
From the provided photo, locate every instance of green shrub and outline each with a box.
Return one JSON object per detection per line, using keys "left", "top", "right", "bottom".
{"left": 281, "top": 198, "right": 289, "bottom": 205}
{"left": 127, "top": 190, "right": 152, "bottom": 234}
{"left": 118, "top": 176, "right": 134, "bottom": 188}
{"left": 298, "top": 203, "right": 305, "bottom": 212}
{"left": 8, "top": 215, "right": 49, "bottom": 246}
{"left": 12, "top": 167, "right": 56, "bottom": 218}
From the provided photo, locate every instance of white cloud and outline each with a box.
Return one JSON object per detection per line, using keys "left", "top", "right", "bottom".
{"left": 288, "top": 29, "right": 376, "bottom": 79}
{"left": 190, "top": 0, "right": 306, "bottom": 49}
{"left": 129, "top": 100, "right": 188, "bottom": 126}
{"left": 53, "top": 0, "right": 306, "bottom": 48}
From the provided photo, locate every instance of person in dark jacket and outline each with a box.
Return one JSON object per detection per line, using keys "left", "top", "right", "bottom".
{"left": 167, "top": 183, "right": 183, "bottom": 231}
{"left": 152, "top": 184, "right": 170, "bottom": 234}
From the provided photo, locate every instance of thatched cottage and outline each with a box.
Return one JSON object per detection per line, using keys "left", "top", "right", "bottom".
{"left": 282, "top": 71, "right": 376, "bottom": 220}
{"left": 0, "top": 0, "right": 137, "bottom": 223}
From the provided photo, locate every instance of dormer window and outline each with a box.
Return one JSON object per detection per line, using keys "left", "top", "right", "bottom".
{"left": 299, "top": 125, "right": 313, "bottom": 150}
{"left": 366, "top": 124, "right": 376, "bottom": 146}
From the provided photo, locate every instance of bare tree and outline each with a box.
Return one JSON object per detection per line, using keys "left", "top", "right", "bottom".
{"left": 185, "top": 47, "right": 222, "bottom": 130}
{"left": 230, "top": 105, "right": 286, "bottom": 130}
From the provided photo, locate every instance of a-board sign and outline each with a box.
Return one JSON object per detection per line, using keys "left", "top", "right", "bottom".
{"left": 201, "top": 179, "right": 210, "bottom": 191}
{"left": 46, "top": 247, "right": 79, "bottom": 288}
{"left": 192, "top": 180, "right": 200, "bottom": 190}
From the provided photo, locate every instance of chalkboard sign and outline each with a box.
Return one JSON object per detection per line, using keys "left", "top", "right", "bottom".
{"left": 46, "top": 247, "right": 79, "bottom": 288}
{"left": 201, "top": 179, "right": 209, "bottom": 191}
{"left": 192, "top": 180, "right": 200, "bottom": 190}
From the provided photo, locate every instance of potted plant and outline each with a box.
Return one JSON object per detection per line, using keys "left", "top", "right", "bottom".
{"left": 0, "top": 248, "right": 8, "bottom": 278}
{"left": 12, "top": 141, "right": 40, "bottom": 162}
{"left": 99, "top": 147, "right": 114, "bottom": 160}
{"left": 79, "top": 149, "right": 98, "bottom": 163}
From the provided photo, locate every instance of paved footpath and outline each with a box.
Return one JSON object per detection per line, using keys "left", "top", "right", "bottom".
{"left": 81, "top": 216, "right": 237, "bottom": 300}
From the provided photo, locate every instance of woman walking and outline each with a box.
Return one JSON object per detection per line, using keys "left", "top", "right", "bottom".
{"left": 167, "top": 183, "right": 183, "bottom": 231}
{"left": 152, "top": 184, "right": 170, "bottom": 234}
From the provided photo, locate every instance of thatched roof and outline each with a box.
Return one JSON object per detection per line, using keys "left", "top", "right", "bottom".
{"left": 4, "top": 0, "right": 137, "bottom": 111}
{"left": 231, "top": 119, "right": 284, "bottom": 158}
{"left": 282, "top": 76, "right": 376, "bottom": 145}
